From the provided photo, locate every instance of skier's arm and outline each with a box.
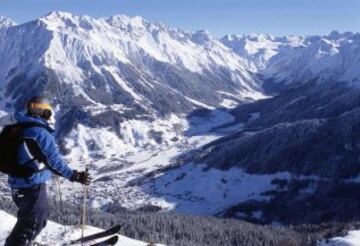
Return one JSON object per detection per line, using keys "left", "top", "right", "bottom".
{"left": 29, "top": 129, "right": 74, "bottom": 179}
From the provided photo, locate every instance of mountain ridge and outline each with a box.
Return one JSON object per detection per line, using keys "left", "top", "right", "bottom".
{"left": 221, "top": 31, "right": 360, "bottom": 87}
{"left": 0, "top": 16, "right": 15, "bottom": 28}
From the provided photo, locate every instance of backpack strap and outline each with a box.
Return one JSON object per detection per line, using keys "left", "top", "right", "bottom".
{"left": 15, "top": 122, "right": 54, "bottom": 176}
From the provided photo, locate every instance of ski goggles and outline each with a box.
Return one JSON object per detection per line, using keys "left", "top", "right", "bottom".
{"left": 29, "top": 103, "right": 53, "bottom": 120}
{"left": 28, "top": 103, "right": 53, "bottom": 111}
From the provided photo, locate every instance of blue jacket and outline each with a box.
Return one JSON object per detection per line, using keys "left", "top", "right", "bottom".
{"left": 8, "top": 112, "right": 74, "bottom": 188}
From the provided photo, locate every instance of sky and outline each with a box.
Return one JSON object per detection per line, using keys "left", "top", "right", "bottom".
{"left": 0, "top": 0, "right": 359, "bottom": 37}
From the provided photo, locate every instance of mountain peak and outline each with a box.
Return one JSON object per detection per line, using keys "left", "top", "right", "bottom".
{"left": 193, "top": 29, "right": 211, "bottom": 37}
{"left": 191, "top": 29, "right": 213, "bottom": 46}
{"left": 0, "top": 16, "right": 16, "bottom": 28}
{"left": 44, "top": 10, "right": 76, "bottom": 20}
{"left": 222, "top": 34, "right": 244, "bottom": 42}
{"left": 105, "top": 14, "right": 148, "bottom": 30}
{"left": 38, "top": 11, "right": 100, "bottom": 31}
{"left": 325, "top": 30, "right": 358, "bottom": 40}
{"left": 39, "top": 11, "right": 79, "bottom": 26}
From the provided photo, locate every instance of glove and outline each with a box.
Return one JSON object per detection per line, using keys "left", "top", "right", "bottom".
{"left": 70, "top": 170, "right": 92, "bottom": 185}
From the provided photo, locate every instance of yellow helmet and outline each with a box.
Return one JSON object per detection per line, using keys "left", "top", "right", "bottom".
{"left": 26, "top": 96, "right": 53, "bottom": 121}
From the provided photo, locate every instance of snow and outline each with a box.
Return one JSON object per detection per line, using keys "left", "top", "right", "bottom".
{"left": 0, "top": 210, "right": 163, "bottom": 245}
{"left": 0, "top": 11, "right": 268, "bottom": 119}
{"left": 320, "top": 230, "right": 360, "bottom": 246}
{"left": 241, "top": 88, "right": 270, "bottom": 100}
{"left": 41, "top": 10, "right": 253, "bottom": 77}
{"left": 184, "top": 96, "right": 215, "bottom": 110}
{"left": 221, "top": 33, "right": 304, "bottom": 70}
{"left": 106, "top": 67, "right": 143, "bottom": 102}
{"left": 65, "top": 114, "right": 187, "bottom": 167}
{"left": 220, "top": 99, "right": 238, "bottom": 108}
{"left": 142, "top": 163, "right": 291, "bottom": 214}
{"left": 0, "top": 110, "right": 8, "bottom": 118}
{"left": 217, "top": 91, "right": 239, "bottom": 97}
{"left": 0, "top": 16, "right": 16, "bottom": 28}
{"left": 221, "top": 32, "right": 360, "bottom": 86}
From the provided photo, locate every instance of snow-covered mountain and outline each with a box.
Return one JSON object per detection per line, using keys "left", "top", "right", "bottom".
{"left": 0, "top": 16, "right": 15, "bottom": 28}
{"left": 0, "top": 11, "right": 268, "bottom": 162}
{"left": 221, "top": 31, "right": 360, "bottom": 86}
{"left": 0, "top": 11, "right": 264, "bottom": 113}
{"left": 221, "top": 33, "right": 304, "bottom": 70}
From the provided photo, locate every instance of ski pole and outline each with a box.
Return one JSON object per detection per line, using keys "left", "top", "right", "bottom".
{"left": 56, "top": 177, "right": 67, "bottom": 234}
{"left": 81, "top": 168, "right": 89, "bottom": 245}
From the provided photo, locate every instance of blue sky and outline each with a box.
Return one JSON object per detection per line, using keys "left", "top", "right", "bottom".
{"left": 0, "top": 0, "right": 358, "bottom": 37}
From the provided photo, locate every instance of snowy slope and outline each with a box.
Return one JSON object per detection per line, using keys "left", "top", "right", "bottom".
{"left": 0, "top": 11, "right": 265, "bottom": 114}
{"left": 264, "top": 32, "right": 360, "bottom": 85}
{"left": 0, "top": 210, "right": 163, "bottom": 245}
{"left": 0, "top": 16, "right": 15, "bottom": 28}
{"left": 221, "top": 32, "right": 360, "bottom": 86}
{"left": 141, "top": 163, "right": 291, "bottom": 215}
{"left": 320, "top": 230, "right": 360, "bottom": 246}
{"left": 221, "top": 33, "right": 304, "bottom": 70}
{"left": 0, "top": 17, "right": 15, "bottom": 45}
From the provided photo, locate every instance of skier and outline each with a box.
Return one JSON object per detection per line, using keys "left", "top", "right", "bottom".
{"left": 1, "top": 96, "right": 92, "bottom": 246}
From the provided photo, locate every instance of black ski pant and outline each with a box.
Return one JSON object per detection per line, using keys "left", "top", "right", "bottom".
{"left": 5, "top": 183, "right": 49, "bottom": 246}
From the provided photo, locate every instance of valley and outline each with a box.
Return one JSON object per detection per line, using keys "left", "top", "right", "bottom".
{"left": 0, "top": 10, "right": 360, "bottom": 245}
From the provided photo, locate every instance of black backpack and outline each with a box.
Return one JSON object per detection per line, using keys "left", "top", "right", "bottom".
{"left": 0, "top": 122, "right": 49, "bottom": 178}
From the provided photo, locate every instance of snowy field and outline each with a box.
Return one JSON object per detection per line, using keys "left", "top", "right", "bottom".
{"left": 142, "top": 163, "right": 291, "bottom": 215}
{"left": 320, "top": 230, "right": 360, "bottom": 246}
{"left": 0, "top": 210, "right": 163, "bottom": 245}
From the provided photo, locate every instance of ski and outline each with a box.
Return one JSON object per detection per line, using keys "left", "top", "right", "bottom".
{"left": 68, "top": 225, "right": 121, "bottom": 245}
{"left": 90, "top": 235, "right": 119, "bottom": 246}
